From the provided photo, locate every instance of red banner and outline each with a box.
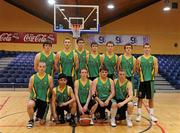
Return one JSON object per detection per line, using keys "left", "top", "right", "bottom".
{"left": 0, "top": 32, "right": 57, "bottom": 44}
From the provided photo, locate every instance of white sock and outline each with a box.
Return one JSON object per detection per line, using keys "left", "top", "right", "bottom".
{"left": 126, "top": 111, "right": 132, "bottom": 120}
{"left": 137, "top": 108, "right": 141, "bottom": 115}
{"left": 111, "top": 108, "right": 117, "bottom": 119}
{"left": 149, "top": 108, "right": 154, "bottom": 116}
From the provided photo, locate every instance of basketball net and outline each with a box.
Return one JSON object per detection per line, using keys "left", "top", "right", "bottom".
{"left": 71, "top": 24, "right": 81, "bottom": 39}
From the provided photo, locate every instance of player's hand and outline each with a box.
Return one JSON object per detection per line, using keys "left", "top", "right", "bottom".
{"left": 79, "top": 106, "right": 84, "bottom": 115}
{"left": 60, "top": 102, "right": 67, "bottom": 107}
{"left": 99, "top": 101, "right": 105, "bottom": 107}
{"left": 117, "top": 102, "right": 124, "bottom": 108}
{"left": 83, "top": 105, "right": 88, "bottom": 112}
{"left": 104, "top": 100, "right": 110, "bottom": 106}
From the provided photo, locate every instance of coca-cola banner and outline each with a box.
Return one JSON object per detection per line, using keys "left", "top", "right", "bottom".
{"left": 0, "top": 31, "right": 57, "bottom": 44}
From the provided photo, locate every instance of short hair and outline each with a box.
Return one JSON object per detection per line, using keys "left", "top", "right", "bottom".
{"left": 119, "top": 68, "right": 125, "bottom": 72}
{"left": 124, "top": 43, "right": 133, "bottom": 49}
{"left": 106, "top": 41, "right": 114, "bottom": 46}
{"left": 58, "top": 73, "right": 67, "bottom": 80}
{"left": 64, "top": 38, "right": 70, "bottom": 42}
{"left": 76, "top": 37, "right": 84, "bottom": 43}
{"left": 143, "top": 43, "right": 151, "bottom": 48}
{"left": 91, "top": 42, "right": 98, "bottom": 47}
{"left": 99, "top": 64, "right": 108, "bottom": 72}
{"left": 43, "top": 40, "right": 52, "bottom": 47}
{"left": 80, "top": 67, "right": 88, "bottom": 73}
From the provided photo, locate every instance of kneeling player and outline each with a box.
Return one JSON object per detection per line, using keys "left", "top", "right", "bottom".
{"left": 114, "top": 69, "right": 133, "bottom": 127}
{"left": 52, "top": 73, "right": 77, "bottom": 127}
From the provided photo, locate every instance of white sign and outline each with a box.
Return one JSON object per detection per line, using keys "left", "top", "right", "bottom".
{"left": 88, "top": 35, "right": 149, "bottom": 45}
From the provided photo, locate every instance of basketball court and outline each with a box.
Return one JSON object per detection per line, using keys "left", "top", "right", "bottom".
{"left": 0, "top": 0, "right": 180, "bottom": 133}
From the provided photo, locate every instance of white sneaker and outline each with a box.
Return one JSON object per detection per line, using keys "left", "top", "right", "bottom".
{"left": 126, "top": 118, "right": 133, "bottom": 127}
{"left": 111, "top": 118, "right": 116, "bottom": 127}
{"left": 136, "top": 115, "right": 141, "bottom": 122}
{"left": 90, "top": 119, "right": 94, "bottom": 125}
{"left": 150, "top": 115, "right": 158, "bottom": 122}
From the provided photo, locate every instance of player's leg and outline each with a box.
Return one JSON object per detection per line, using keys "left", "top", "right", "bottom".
{"left": 108, "top": 100, "right": 117, "bottom": 127}
{"left": 69, "top": 101, "right": 77, "bottom": 126}
{"left": 27, "top": 99, "right": 36, "bottom": 128}
{"left": 126, "top": 102, "right": 133, "bottom": 127}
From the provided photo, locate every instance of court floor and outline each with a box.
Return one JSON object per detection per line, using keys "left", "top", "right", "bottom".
{"left": 0, "top": 91, "right": 180, "bottom": 133}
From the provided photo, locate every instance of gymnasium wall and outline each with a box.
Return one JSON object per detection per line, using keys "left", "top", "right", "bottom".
{"left": 0, "top": 1, "right": 180, "bottom": 55}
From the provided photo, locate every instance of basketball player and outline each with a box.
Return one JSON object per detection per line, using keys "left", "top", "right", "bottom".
{"left": 136, "top": 43, "right": 158, "bottom": 122}
{"left": 92, "top": 65, "right": 117, "bottom": 127}
{"left": 27, "top": 62, "right": 53, "bottom": 129}
{"left": 52, "top": 73, "right": 77, "bottom": 127}
{"left": 74, "top": 68, "right": 98, "bottom": 125}
{"left": 102, "top": 41, "right": 118, "bottom": 79}
{"left": 114, "top": 69, "right": 133, "bottom": 127}
{"left": 54, "top": 38, "right": 79, "bottom": 89}
{"left": 87, "top": 42, "right": 103, "bottom": 81}
{"left": 75, "top": 38, "right": 89, "bottom": 79}
{"left": 34, "top": 40, "right": 55, "bottom": 77}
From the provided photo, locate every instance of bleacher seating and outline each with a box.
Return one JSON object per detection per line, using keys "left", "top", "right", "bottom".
{"left": 0, "top": 51, "right": 179, "bottom": 89}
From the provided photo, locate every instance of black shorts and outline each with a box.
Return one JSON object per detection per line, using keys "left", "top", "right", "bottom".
{"left": 95, "top": 100, "right": 112, "bottom": 119}
{"left": 137, "top": 81, "right": 155, "bottom": 99}
{"left": 115, "top": 99, "right": 127, "bottom": 120}
{"left": 56, "top": 105, "right": 70, "bottom": 116}
{"left": 34, "top": 99, "right": 48, "bottom": 119}
{"left": 80, "top": 99, "right": 97, "bottom": 114}
{"left": 126, "top": 76, "right": 132, "bottom": 81}
{"left": 66, "top": 76, "right": 74, "bottom": 90}
{"left": 89, "top": 77, "right": 97, "bottom": 81}
{"left": 108, "top": 74, "right": 114, "bottom": 80}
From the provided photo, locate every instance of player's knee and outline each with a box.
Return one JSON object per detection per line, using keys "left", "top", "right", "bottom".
{"left": 27, "top": 100, "right": 35, "bottom": 109}
{"left": 111, "top": 103, "right": 117, "bottom": 109}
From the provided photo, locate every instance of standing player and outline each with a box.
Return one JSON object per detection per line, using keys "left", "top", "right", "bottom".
{"left": 27, "top": 62, "right": 53, "bottom": 129}
{"left": 34, "top": 40, "right": 55, "bottom": 77}
{"left": 136, "top": 43, "right": 158, "bottom": 122}
{"left": 75, "top": 38, "right": 89, "bottom": 79}
{"left": 92, "top": 65, "right": 117, "bottom": 127}
{"left": 74, "top": 68, "right": 98, "bottom": 125}
{"left": 54, "top": 38, "right": 79, "bottom": 89}
{"left": 87, "top": 42, "right": 103, "bottom": 81}
{"left": 102, "top": 41, "right": 118, "bottom": 79}
{"left": 118, "top": 43, "right": 136, "bottom": 94}
{"left": 114, "top": 69, "right": 133, "bottom": 127}
{"left": 52, "top": 73, "right": 77, "bottom": 126}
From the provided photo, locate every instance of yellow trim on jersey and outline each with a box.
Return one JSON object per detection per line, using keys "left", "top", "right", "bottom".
{"left": 58, "top": 85, "right": 66, "bottom": 93}
{"left": 42, "top": 51, "right": 51, "bottom": 57}
{"left": 37, "top": 73, "right": 46, "bottom": 80}
{"left": 99, "top": 77, "right": 108, "bottom": 84}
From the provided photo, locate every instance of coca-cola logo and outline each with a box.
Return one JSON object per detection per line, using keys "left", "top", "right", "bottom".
{"left": 0, "top": 33, "right": 13, "bottom": 42}
{"left": 23, "top": 34, "right": 54, "bottom": 42}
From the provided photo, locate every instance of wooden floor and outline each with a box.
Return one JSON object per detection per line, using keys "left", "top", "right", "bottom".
{"left": 0, "top": 91, "right": 180, "bottom": 133}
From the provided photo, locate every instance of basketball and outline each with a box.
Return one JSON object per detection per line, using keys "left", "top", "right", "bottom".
{"left": 79, "top": 114, "right": 92, "bottom": 126}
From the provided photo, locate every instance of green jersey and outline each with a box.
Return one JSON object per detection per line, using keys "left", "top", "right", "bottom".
{"left": 139, "top": 55, "right": 155, "bottom": 82}
{"left": 59, "top": 51, "right": 74, "bottom": 77}
{"left": 87, "top": 54, "right": 101, "bottom": 78}
{"left": 30, "top": 73, "right": 50, "bottom": 102}
{"left": 54, "top": 85, "right": 70, "bottom": 105}
{"left": 75, "top": 49, "right": 87, "bottom": 79}
{"left": 78, "top": 79, "right": 90, "bottom": 104}
{"left": 104, "top": 54, "right": 117, "bottom": 75}
{"left": 96, "top": 78, "right": 111, "bottom": 101}
{"left": 121, "top": 55, "right": 135, "bottom": 77}
{"left": 40, "top": 52, "right": 54, "bottom": 76}
{"left": 115, "top": 79, "right": 128, "bottom": 100}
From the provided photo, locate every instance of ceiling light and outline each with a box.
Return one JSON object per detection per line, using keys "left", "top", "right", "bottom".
{"left": 163, "top": 0, "right": 171, "bottom": 11}
{"left": 163, "top": 6, "right": 171, "bottom": 11}
{"left": 48, "top": 0, "right": 55, "bottom": 5}
{"left": 107, "top": 4, "right": 114, "bottom": 9}
{"left": 60, "top": 8, "right": 65, "bottom": 11}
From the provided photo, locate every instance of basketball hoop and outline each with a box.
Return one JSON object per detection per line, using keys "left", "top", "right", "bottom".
{"left": 71, "top": 24, "right": 82, "bottom": 39}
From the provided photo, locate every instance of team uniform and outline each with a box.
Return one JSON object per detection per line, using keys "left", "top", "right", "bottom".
{"left": 53, "top": 85, "right": 71, "bottom": 122}
{"left": 75, "top": 49, "right": 88, "bottom": 79}
{"left": 103, "top": 54, "right": 118, "bottom": 79}
{"left": 30, "top": 73, "right": 51, "bottom": 120}
{"left": 95, "top": 77, "right": 113, "bottom": 119}
{"left": 114, "top": 79, "right": 129, "bottom": 120}
{"left": 39, "top": 52, "right": 55, "bottom": 77}
{"left": 77, "top": 79, "right": 96, "bottom": 114}
{"left": 87, "top": 54, "right": 101, "bottom": 81}
{"left": 119, "top": 55, "right": 136, "bottom": 94}
{"left": 58, "top": 51, "right": 76, "bottom": 88}
{"left": 137, "top": 55, "right": 156, "bottom": 99}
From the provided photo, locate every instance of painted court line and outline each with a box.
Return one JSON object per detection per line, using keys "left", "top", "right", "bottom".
{"left": 0, "top": 97, "right": 10, "bottom": 111}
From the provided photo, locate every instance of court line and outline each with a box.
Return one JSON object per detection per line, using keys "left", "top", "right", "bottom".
{"left": 0, "top": 97, "right": 10, "bottom": 111}
{"left": 142, "top": 101, "right": 166, "bottom": 133}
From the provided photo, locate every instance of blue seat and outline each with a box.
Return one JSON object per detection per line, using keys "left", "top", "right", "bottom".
{"left": 15, "top": 78, "right": 24, "bottom": 83}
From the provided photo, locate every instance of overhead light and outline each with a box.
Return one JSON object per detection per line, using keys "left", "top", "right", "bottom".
{"left": 163, "top": 0, "right": 171, "bottom": 11}
{"left": 60, "top": 8, "right": 65, "bottom": 11}
{"left": 93, "top": 18, "right": 97, "bottom": 21}
{"left": 48, "top": 0, "right": 55, "bottom": 5}
{"left": 107, "top": 4, "right": 114, "bottom": 9}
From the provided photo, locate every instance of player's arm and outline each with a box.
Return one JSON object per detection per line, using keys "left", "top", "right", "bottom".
{"left": 48, "top": 75, "right": 54, "bottom": 93}
{"left": 52, "top": 88, "right": 58, "bottom": 120}
{"left": 92, "top": 78, "right": 103, "bottom": 104}
{"left": 74, "top": 52, "right": 79, "bottom": 71}
{"left": 34, "top": 53, "right": 40, "bottom": 72}
{"left": 154, "top": 57, "right": 158, "bottom": 75}
{"left": 100, "top": 54, "right": 104, "bottom": 65}
{"left": 105, "top": 79, "right": 115, "bottom": 103}
{"left": 121, "top": 81, "right": 133, "bottom": 105}
{"left": 85, "top": 80, "right": 92, "bottom": 108}
{"left": 54, "top": 52, "right": 60, "bottom": 72}
{"left": 133, "top": 57, "right": 137, "bottom": 74}
{"left": 28, "top": 75, "right": 34, "bottom": 92}
{"left": 66, "top": 87, "right": 76, "bottom": 105}
{"left": 136, "top": 57, "right": 141, "bottom": 74}
{"left": 115, "top": 54, "right": 119, "bottom": 72}
{"left": 74, "top": 80, "right": 83, "bottom": 109}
